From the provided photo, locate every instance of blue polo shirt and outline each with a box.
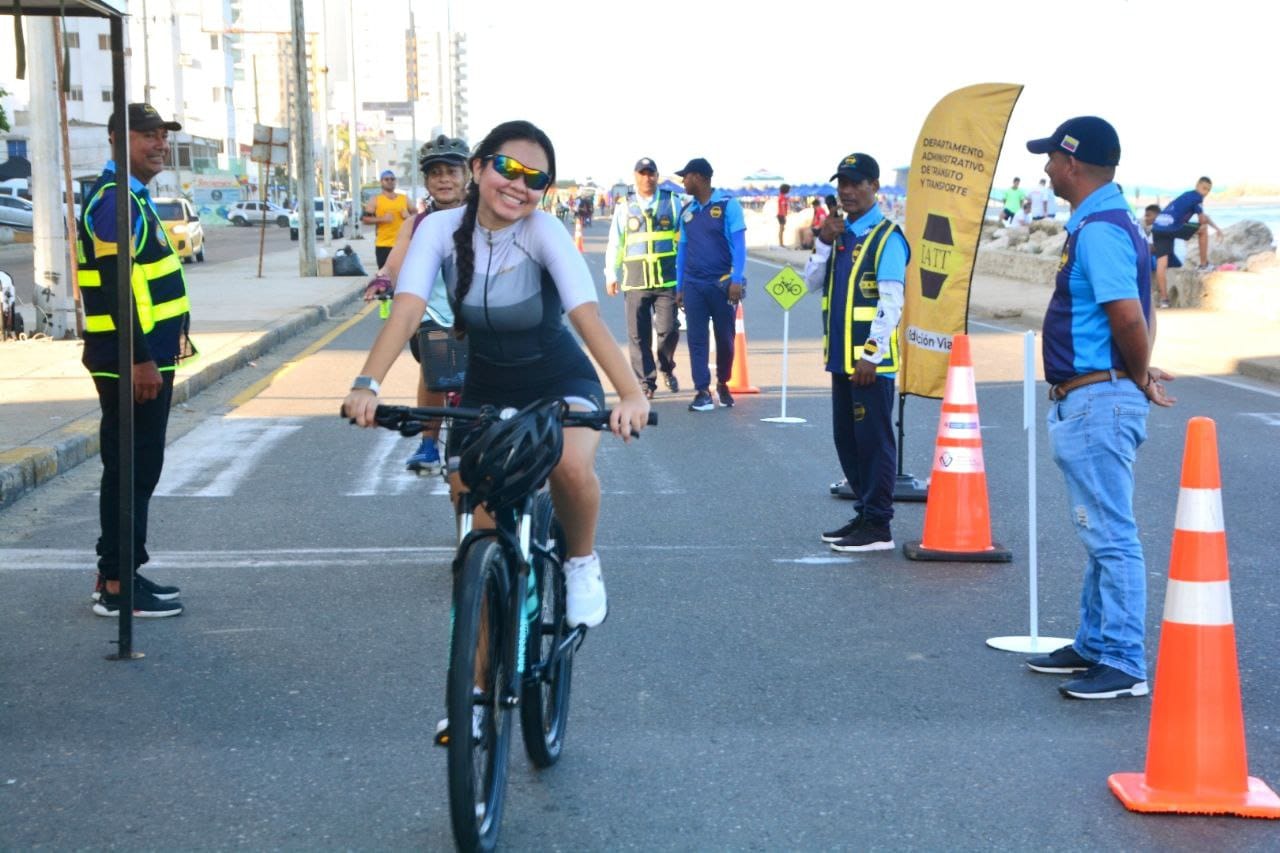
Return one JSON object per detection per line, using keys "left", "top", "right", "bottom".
{"left": 1152, "top": 189, "right": 1204, "bottom": 234}
{"left": 675, "top": 189, "right": 746, "bottom": 290}
{"left": 1042, "top": 182, "right": 1149, "bottom": 382}
{"left": 85, "top": 161, "right": 154, "bottom": 249}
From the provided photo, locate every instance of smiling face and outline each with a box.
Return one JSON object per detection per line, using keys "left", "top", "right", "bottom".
{"left": 473, "top": 138, "right": 550, "bottom": 230}
{"left": 125, "top": 127, "right": 170, "bottom": 184}
{"left": 425, "top": 162, "right": 466, "bottom": 208}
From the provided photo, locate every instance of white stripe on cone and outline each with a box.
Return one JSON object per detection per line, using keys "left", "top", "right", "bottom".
{"left": 943, "top": 367, "right": 977, "bottom": 406}
{"left": 1163, "top": 578, "right": 1233, "bottom": 626}
{"left": 938, "top": 413, "right": 981, "bottom": 439}
{"left": 932, "top": 446, "right": 984, "bottom": 474}
{"left": 1174, "top": 487, "right": 1225, "bottom": 533}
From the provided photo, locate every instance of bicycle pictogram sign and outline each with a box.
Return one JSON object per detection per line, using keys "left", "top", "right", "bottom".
{"left": 764, "top": 266, "right": 807, "bottom": 311}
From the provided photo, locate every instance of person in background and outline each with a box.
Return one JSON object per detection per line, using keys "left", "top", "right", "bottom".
{"left": 1151, "top": 176, "right": 1223, "bottom": 308}
{"left": 363, "top": 134, "right": 472, "bottom": 474}
{"left": 79, "top": 103, "right": 193, "bottom": 618}
{"left": 1022, "top": 115, "right": 1175, "bottom": 699}
{"left": 362, "top": 169, "right": 411, "bottom": 269}
{"left": 1002, "top": 177, "right": 1026, "bottom": 222}
{"left": 673, "top": 157, "right": 747, "bottom": 412}
{"left": 776, "top": 182, "right": 792, "bottom": 247}
{"left": 1008, "top": 197, "right": 1033, "bottom": 227}
{"left": 808, "top": 197, "right": 828, "bottom": 251}
{"left": 605, "top": 157, "right": 682, "bottom": 399}
{"left": 803, "top": 153, "right": 908, "bottom": 554}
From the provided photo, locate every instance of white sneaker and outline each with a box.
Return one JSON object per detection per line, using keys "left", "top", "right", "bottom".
{"left": 564, "top": 552, "right": 607, "bottom": 628}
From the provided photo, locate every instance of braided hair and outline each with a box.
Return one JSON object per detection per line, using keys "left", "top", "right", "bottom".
{"left": 450, "top": 120, "right": 557, "bottom": 334}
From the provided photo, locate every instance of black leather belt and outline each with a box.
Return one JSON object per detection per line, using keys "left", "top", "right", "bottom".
{"left": 1048, "top": 369, "right": 1130, "bottom": 401}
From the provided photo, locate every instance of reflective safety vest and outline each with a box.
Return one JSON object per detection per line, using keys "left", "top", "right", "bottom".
{"left": 77, "top": 173, "right": 192, "bottom": 376}
{"left": 823, "top": 218, "right": 904, "bottom": 375}
{"left": 619, "top": 190, "right": 678, "bottom": 290}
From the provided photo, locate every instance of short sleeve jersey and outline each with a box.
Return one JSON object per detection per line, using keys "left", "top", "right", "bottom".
{"left": 373, "top": 193, "right": 410, "bottom": 247}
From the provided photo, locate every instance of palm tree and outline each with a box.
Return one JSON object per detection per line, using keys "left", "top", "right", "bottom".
{"left": 334, "top": 126, "right": 375, "bottom": 186}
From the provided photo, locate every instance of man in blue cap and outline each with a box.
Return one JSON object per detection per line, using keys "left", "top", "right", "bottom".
{"left": 1021, "top": 116, "right": 1176, "bottom": 699}
{"left": 674, "top": 157, "right": 746, "bottom": 412}
{"left": 803, "top": 153, "right": 908, "bottom": 553}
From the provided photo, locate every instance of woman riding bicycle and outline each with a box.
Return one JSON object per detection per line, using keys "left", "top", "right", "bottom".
{"left": 344, "top": 119, "right": 650, "bottom": 628}
{"left": 363, "top": 134, "right": 470, "bottom": 473}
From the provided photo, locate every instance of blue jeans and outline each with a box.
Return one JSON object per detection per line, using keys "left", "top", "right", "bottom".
{"left": 1047, "top": 377, "right": 1150, "bottom": 680}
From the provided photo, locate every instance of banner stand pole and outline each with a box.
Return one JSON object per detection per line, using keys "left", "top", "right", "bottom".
{"left": 893, "top": 394, "right": 928, "bottom": 501}
{"left": 987, "top": 331, "right": 1071, "bottom": 654}
{"left": 762, "top": 309, "right": 804, "bottom": 424}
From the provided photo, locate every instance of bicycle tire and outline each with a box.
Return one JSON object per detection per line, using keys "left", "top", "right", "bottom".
{"left": 447, "top": 538, "right": 514, "bottom": 852}
{"left": 519, "top": 492, "right": 573, "bottom": 768}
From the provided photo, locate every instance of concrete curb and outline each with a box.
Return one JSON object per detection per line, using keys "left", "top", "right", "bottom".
{"left": 0, "top": 285, "right": 364, "bottom": 509}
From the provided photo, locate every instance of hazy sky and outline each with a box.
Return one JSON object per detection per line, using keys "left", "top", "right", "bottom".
{"left": 453, "top": 0, "right": 1276, "bottom": 193}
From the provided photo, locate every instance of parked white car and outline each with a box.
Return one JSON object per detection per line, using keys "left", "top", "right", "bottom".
{"left": 225, "top": 200, "right": 291, "bottom": 227}
{"left": 289, "top": 197, "right": 347, "bottom": 240}
{"left": 0, "top": 195, "right": 34, "bottom": 230}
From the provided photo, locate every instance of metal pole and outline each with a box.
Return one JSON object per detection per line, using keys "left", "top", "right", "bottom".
{"left": 141, "top": 0, "right": 152, "bottom": 104}
{"left": 291, "top": 0, "right": 317, "bottom": 275}
{"left": 168, "top": 9, "right": 185, "bottom": 197}
{"left": 1024, "top": 331, "right": 1039, "bottom": 645}
{"left": 319, "top": 0, "right": 332, "bottom": 249}
{"left": 408, "top": 2, "right": 417, "bottom": 209}
{"left": 110, "top": 14, "right": 139, "bottom": 660}
{"left": 347, "top": 0, "right": 361, "bottom": 239}
{"left": 254, "top": 56, "right": 266, "bottom": 279}
{"left": 52, "top": 21, "right": 82, "bottom": 338}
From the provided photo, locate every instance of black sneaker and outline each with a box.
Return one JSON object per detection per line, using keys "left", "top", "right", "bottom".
{"left": 689, "top": 389, "right": 714, "bottom": 412}
{"left": 92, "top": 573, "right": 181, "bottom": 603}
{"left": 1026, "top": 644, "right": 1092, "bottom": 674}
{"left": 93, "top": 588, "right": 184, "bottom": 618}
{"left": 821, "top": 516, "right": 863, "bottom": 544}
{"left": 830, "top": 523, "right": 894, "bottom": 552}
{"left": 716, "top": 383, "right": 734, "bottom": 408}
{"left": 1059, "top": 664, "right": 1149, "bottom": 700}
{"left": 663, "top": 372, "right": 679, "bottom": 393}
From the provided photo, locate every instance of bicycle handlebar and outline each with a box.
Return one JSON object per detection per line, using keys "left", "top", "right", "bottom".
{"left": 342, "top": 402, "right": 658, "bottom": 438}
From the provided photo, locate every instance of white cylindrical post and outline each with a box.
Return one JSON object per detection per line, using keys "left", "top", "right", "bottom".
{"left": 761, "top": 309, "right": 805, "bottom": 425}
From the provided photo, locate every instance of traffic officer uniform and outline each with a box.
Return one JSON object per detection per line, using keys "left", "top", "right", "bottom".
{"left": 79, "top": 161, "right": 194, "bottom": 585}
{"left": 804, "top": 154, "right": 909, "bottom": 543}
{"left": 606, "top": 172, "right": 682, "bottom": 394}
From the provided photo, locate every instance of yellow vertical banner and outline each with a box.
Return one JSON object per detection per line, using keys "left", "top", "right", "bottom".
{"left": 900, "top": 83, "right": 1023, "bottom": 399}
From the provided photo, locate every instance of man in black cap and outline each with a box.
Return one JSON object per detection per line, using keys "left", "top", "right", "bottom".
{"left": 79, "top": 103, "right": 191, "bottom": 617}
{"left": 1020, "top": 116, "right": 1175, "bottom": 700}
{"left": 803, "top": 153, "right": 909, "bottom": 553}
{"left": 673, "top": 157, "right": 747, "bottom": 412}
{"left": 604, "top": 157, "right": 683, "bottom": 398}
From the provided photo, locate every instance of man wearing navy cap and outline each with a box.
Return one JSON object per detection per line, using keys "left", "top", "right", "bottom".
{"left": 803, "top": 153, "right": 909, "bottom": 553}
{"left": 1021, "top": 116, "right": 1176, "bottom": 700}
{"left": 605, "top": 158, "right": 683, "bottom": 398}
{"left": 80, "top": 103, "right": 192, "bottom": 617}
{"left": 673, "top": 157, "right": 746, "bottom": 412}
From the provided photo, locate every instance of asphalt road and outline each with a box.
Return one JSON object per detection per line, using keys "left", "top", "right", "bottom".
{"left": 2, "top": 220, "right": 1279, "bottom": 849}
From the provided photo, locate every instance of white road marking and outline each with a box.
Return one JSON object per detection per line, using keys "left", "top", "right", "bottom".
{"left": 774, "top": 555, "right": 859, "bottom": 565}
{"left": 155, "top": 418, "right": 303, "bottom": 497}
{"left": 1241, "top": 412, "right": 1280, "bottom": 426}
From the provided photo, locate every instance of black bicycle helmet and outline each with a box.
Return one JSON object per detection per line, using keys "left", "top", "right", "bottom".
{"left": 419, "top": 134, "right": 470, "bottom": 173}
{"left": 458, "top": 399, "right": 565, "bottom": 511}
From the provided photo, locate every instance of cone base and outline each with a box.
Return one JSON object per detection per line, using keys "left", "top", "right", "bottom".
{"left": 894, "top": 474, "right": 928, "bottom": 503}
{"left": 985, "top": 635, "right": 1075, "bottom": 654}
{"left": 903, "top": 540, "right": 1013, "bottom": 563}
{"left": 1108, "top": 772, "right": 1280, "bottom": 818}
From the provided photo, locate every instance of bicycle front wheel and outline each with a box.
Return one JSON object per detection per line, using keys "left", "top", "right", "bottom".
{"left": 447, "top": 538, "right": 514, "bottom": 852}
{"left": 520, "top": 492, "right": 574, "bottom": 768}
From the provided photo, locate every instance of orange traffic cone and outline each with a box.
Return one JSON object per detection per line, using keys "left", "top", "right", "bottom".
{"left": 1109, "top": 417, "right": 1280, "bottom": 818}
{"left": 726, "top": 302, "right": 760, "bottom": 394}
{"left": 574, "top": 219, "right": 585, "bottom": 253}
{"left": 903, "top": 334, "right": 1010, "bottom": 562}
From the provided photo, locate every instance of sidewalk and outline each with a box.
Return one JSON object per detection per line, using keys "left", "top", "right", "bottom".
{"left": 0, "top": 242, "right": 376, "bottom": 508}
{"left": 747, "top": 243, "right": 1280, "bottom": 386}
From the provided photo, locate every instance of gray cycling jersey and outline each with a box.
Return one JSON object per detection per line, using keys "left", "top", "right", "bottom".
{"left": 397, "top": 207, "right": 598, "bottom": 370}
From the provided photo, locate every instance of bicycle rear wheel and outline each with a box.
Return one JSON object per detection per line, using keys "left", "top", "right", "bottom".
{"left": 520, "top": 492, "right": 574, "bottom": 768}
{"left": 447, "top": 539, "right": 513, "bottom": 852}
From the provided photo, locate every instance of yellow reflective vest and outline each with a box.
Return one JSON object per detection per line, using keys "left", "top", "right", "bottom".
{"left": 77, "top": 171, "right": 193, "bottom": 377}
{"left": 618, "top": 190, "right": 678, "bottom": 290}
{"left": 822, "top": 218, "right": 903, "bottom": 375}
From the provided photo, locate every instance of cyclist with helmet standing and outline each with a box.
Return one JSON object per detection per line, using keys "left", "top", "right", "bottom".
{"left": 364, "top": 134, "right": 470, "bottom": 472}
{"left": 344, "top": 120, "right": 650, "bottom": 628}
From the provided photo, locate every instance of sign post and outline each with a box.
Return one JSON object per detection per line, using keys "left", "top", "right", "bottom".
{"left": 761, "top": 266, "right": 807, "bottom": 425}
{"left": 251, "top": 123, "right": 290, "bottom": 278}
